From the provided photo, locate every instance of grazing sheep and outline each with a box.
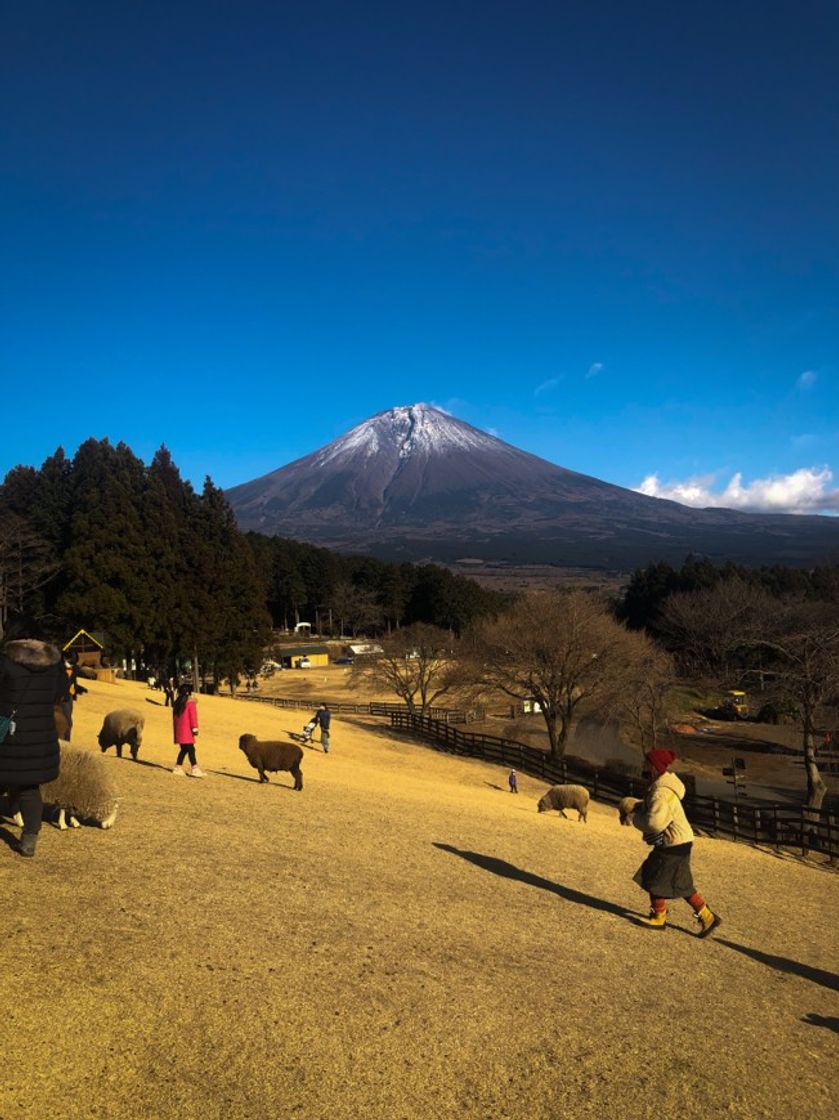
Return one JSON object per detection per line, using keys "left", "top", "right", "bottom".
{"left": 41, "top": 740, "right": 119, "bottom": 829}
{"left": 537, "top": 783, "right": 590, "bottom": 822}
{"left": 98, "top": 708, "right": 145, "bottom": 759}
{"left": 238, "top": 734, "right": 303, "bottom": 790}
{"left": 618, "top": 796, "right": 642, "bottom": 826}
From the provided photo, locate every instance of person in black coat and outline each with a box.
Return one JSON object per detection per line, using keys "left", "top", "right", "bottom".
{"left": 311, "top": 703, "right": 331, "bottom": 753}
{"left": 57, "top": 650, "right": 88, "bottom": 742}
{"left": 0, "top": 616, "right": 65, "bottom": 858}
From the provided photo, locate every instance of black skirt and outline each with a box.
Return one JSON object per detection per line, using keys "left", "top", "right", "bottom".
{"left": 633, "top": 842, "right": 695, "bottom": 898}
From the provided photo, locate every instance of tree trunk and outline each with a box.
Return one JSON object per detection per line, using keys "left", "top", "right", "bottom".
{"left": 804, "top": 733, "right": 827, "bottom": 812}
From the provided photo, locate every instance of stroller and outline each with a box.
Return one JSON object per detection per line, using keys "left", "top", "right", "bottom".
{"left": 302, "top": 720, "right": 316, "bottom": 743}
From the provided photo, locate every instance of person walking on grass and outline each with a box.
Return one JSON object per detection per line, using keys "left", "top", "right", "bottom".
{"left": 631, "top": 748, "right": 721, "bottom": 937}
{"left": 311, "top": 703, "right": 331, "bottom": 753}
{"left": 0, "top": 615, "right": 66, "bottom": 858}
{"left": 172, "top": 683, "right": 204, "bottom": 777}
{"left": 508, "top": 769, "right": 518, "bottom": 793}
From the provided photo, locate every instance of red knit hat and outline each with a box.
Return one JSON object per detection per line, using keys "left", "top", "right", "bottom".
{"left": 645, "top": 749, "right": 676, "bottom": 775}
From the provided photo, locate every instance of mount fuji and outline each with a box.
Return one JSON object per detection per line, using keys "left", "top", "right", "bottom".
{"left": 225, "top": 404, "right": 839, "bottom": 569}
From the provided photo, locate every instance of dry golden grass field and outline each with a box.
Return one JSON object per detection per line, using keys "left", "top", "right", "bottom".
{"left": 1, "top": 674, "right": 837, "bottom": 1120}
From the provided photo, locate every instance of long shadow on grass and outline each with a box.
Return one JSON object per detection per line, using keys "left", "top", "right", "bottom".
{"left": 433, "top": 843, "right": 631, "bottom": 919}
{"left": 714, "top": 938, "right": 839, "bottom": 993}
{"left": 801, "top": 1014, "right": 839, "bottom": 1034}
{"left": 204, "top": 769, "right": 300, "bottom": 790}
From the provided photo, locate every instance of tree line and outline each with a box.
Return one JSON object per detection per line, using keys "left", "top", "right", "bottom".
{"left": 0, "top": 440, "right": 504, "bottom": 677}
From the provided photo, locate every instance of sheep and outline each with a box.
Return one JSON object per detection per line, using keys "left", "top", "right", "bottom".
{"left": 536, "top": 783, "right": 590, "bottom": 822}
{"left": 41, "top": 740, "right": 119, "bottom": 829}
{"left": 238, "top": 734, "right": 303, "bottom": 790}
{"left": 98, "top": 708, "right": 145, "bottom": 759}
{"left": 618, "top": 796, "right": 642, "bottom": 826}
{"left": 3, "top": 741, "right": 119, "bottom": 830}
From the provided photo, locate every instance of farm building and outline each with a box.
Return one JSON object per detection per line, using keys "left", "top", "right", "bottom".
{"left": 63, "top": 629, "right": 105, "bottom": 670}
{"left": 278, "top": 644, "right": 330, "bottom": 669}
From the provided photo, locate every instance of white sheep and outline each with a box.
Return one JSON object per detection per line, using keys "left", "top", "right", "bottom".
{"left": 537, "top": 784, "right": 590, "bottom": 822}
{"left": 5, "top": 741, "right": 119, "bottom": 830}
{"left": 98, "top": 708, "right": 145, "bottom": 760}
{"left": 618, "top": 796, "right": 642, "bottom": 826}
{"left": 42, "top": 740, "right": 119, "bottom": 829}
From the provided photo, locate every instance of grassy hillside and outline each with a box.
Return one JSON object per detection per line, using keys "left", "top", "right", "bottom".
{"left": 1, "top": 676, "right": 837, "bottom": 1119}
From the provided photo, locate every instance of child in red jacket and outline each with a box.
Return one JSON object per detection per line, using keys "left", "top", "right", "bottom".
{"left": 172, "top": 684, "right": 203, "bottom": 777}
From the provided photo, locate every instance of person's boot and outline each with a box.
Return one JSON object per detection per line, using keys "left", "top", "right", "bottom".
{"left": 18, "top": 833, "right": 38, "bottom": 858}
{"left": 639, "top": 907, "right": 667, "bottom": 929}
{"left": 695, "top": 905, "right": 721, "bottom": 938}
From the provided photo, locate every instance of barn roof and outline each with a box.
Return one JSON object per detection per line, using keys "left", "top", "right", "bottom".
{"left": 63, "top": 628, "right": 105, "bottom": 651}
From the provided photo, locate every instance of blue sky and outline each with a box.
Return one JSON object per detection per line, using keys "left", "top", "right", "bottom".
{"left": 3, "top": 1, "right": 837, "bottom": 513}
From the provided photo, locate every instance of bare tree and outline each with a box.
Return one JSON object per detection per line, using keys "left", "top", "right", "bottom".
{"left": 756, "top": 601, "right": 839, "bottom": 811}
{"left": 348, "top": 623, "right": 458, "bottom": 716}
{"left": 658, "top": 577, "right": 772, "bottom": 677}
{"left": 467, "top": 590, "right": 650, "bottom": 758}
{"left": 330, "top": 581, "right": 383, "bottom": 638}
{"left": 0, "top": 511, "right": 60, "bottom": 631}
{"left": 607, "top": 633, "right": 676, "bottom": 750}
{"left": 661, "top": 581, "right": 838, "bottom": 810}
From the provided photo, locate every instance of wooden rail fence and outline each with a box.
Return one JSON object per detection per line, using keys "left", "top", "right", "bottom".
{"left": 227, "top": 692, "right": 482, "bottom": 723}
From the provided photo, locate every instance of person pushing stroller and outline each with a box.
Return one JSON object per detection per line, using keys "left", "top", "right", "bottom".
{"left": 304, "top": 703, "right": 331, "bottom": 752}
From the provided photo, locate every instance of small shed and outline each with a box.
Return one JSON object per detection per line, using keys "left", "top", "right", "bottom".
{"left": 63, "top": 629, "right": 105, "bottom": 670}
{"left": 347, "top": 642, "right": 384, "bottom": 657}
{"left": 279, "top": 644, "right": 330, "bottom": 669}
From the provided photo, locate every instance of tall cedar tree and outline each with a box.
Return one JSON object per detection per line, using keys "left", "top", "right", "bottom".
{"left": 58, "top": 440, "right": 158, "bottom": 654}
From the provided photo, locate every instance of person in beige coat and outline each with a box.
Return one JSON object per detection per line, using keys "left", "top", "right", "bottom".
{"left": 631, "top": 749, "right": 721, "bottom": 936}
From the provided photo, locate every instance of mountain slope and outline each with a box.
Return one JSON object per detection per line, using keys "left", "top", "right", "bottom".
{"left": 226, "top": 404, "right": 839, "bottom": 568}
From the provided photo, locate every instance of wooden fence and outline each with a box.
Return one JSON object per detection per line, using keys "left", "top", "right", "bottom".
{"left": 227, "top": 692, "right": 482, "bottom": 723}
{"left": 389, "top": 712, "right": 839, "bottom": 861}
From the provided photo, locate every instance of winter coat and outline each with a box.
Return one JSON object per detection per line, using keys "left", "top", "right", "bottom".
{"left": 631, "top": 771, "right": 695, "bottom": 847}
{"left": 313, "top": 707, "right": 331, "bottom": 731}
{"left": 0, "top": 639, "right": 64, "bottom": 787}
{"left": 172, "top": 698, "right": 199, "bottom": 745}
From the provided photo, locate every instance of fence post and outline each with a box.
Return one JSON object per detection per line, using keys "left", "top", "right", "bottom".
{"left": 754, "top": 807, "right": 761, "bottom": 845}
{"left": 712, "top": 798, "right": 720, "bottom": 837}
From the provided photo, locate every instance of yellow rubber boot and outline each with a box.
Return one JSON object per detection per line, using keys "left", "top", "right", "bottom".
{"left": 696, "top": 905, "right": 721, "bottom": 938}
{"left": 639, "top": 907, "right": 667, "bottom": 929}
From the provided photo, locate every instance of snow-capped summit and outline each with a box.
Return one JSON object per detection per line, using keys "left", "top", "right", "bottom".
{"left": 313, "top": 404, "right": 505, "bottom": 468}
{"left": 225, "top": 404, "right": 839, "bottom": 567}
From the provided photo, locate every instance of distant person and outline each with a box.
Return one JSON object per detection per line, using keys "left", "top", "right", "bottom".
{"left": 311, "top": 703, "right": 331, "bottom": 753}
{"left": 58, "top": 651, "right": 88, "bottom": 742}
{"left": 508, "top": 769, "right": 518, "bottom": 794}
{"left": 172, "top": 684, "right": 204, "bottom": 778}
{"left": 0, "top": 614, "right": 66, "bottom": 858}
{"left": 630, "top": 749, "right": 720, "bottom": 936}
{"left": 163, "top": 676, "right": 175, "bottom": 707}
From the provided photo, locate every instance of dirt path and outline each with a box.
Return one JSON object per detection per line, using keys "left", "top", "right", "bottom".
{"left": 1, "top": 678, "right": 837, "bottom": 1119}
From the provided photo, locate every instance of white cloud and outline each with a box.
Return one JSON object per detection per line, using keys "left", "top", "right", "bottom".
{"left": 796, "top": 369, "right": 817, "bottom": 390}
{"left": 585, "top": 362, "right": 603, "bottom": 379}
{"left": 635, "top": 466, "right": 839, "bottom": 515}
{"left": 534, "top": 377, "right": 561, "bottom": 396}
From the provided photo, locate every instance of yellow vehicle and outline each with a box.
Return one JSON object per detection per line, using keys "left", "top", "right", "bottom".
{"left": 721, "top": 690, "right": 749, "bottom": 719}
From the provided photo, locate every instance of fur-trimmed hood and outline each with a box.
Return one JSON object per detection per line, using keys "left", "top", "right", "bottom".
{"left": 3, "top": 638, "right": 62, "bottom": 670}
